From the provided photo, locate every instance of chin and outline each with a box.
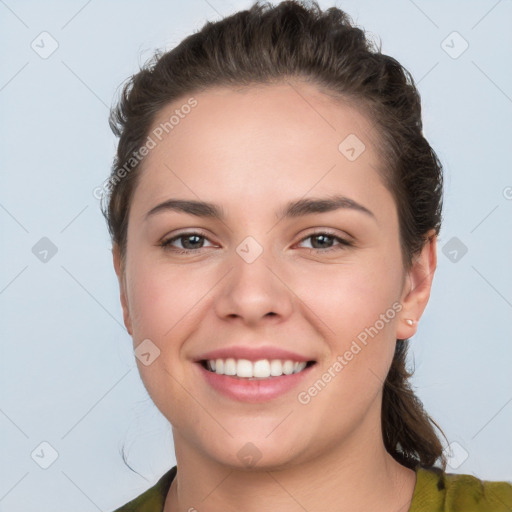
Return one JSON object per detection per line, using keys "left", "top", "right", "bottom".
{"left": 204, "top": 435, "right": 308, "bottom": 472}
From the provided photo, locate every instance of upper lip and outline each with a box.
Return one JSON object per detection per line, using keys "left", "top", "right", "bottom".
{"left": 195, "top": 346, "right": 315, "bottom": 363}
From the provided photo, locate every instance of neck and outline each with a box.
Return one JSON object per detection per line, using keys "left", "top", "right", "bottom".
{"left": 163, "top": 416, "right": 417, "bottom": 512}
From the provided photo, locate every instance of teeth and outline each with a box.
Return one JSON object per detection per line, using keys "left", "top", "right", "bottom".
{"left": 270, "top": 359, "right": 283, "bottom": 376}
{"left": 224, "top": 358, "right": 236, "bottom": 376}
{"left": 283, "top": 360, "right": 294, "bottom": 375}
{"left": 253, "top": 359, "right": 270, "bottom": 378}
{"left": 206, "top": 358, "right": 308, "bottom": 378}
{"left": 237, "top": 359, "right": 253, "bottom": 377}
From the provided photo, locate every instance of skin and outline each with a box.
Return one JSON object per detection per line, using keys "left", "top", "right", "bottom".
{"left": 113, "top": 80, "right": 437, "bottom": 512}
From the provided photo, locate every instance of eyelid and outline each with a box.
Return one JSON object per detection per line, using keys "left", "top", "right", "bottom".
{"left": 160, "top": 228, "right": 353, "bottom": 254}
{"left": 297, "top": 227, "right": 352, "bottom": 242}
{"left": 295, "top": 229, "right": 354, "bottom": 250}
{"left": 160, "top": 229, "right": 216, "bottom": 248}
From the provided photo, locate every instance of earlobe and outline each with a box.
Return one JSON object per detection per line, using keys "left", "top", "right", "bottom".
{"left": 112, "top": 244, "right": 133, "bottom": 336}
{"left": 396, "top": 231, "right": 437, "bottom": 340}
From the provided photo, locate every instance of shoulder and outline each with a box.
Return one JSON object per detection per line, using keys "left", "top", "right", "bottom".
{"left": 410, "top": 465, "right": 512, "bottom": 512}
{"left": 111, "top": 466, "right": 177, "bottom": 512}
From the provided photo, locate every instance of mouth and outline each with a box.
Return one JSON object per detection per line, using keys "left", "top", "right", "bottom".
{"left": 199, "top": 358, "right": 317, "bottom": 380}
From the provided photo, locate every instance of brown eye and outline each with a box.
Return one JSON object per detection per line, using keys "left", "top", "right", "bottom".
{"left": 297, "top": 231, "right": 352, "bottom": 252}
{"left": 160, "top": 231, "right": 214, "bottom": 254}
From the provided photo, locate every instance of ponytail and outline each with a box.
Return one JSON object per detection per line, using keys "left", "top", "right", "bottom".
{"left": 382, "top": 340, "right": 448, "bottom": 470}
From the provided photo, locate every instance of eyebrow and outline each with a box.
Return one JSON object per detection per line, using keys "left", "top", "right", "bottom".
{"left": 144, "top": 194, "right": 376, "bottom": 221}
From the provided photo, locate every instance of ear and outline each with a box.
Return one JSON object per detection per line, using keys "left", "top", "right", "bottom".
{"left": 396, "top": 230, "right": 437, "bottom": 340}
{"left": 112, "top": 244, "right": 133, "bottom": 336}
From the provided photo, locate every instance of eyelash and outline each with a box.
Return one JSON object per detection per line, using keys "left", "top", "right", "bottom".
{"left": 159, "top": 230, "right": 353, "bottom": 255}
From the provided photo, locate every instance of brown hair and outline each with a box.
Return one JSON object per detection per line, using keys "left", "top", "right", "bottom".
{"left": 103, "top": 0, "right": 447, "bottom": 470}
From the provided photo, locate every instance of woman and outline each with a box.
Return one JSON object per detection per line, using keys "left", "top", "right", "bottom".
{"left": 104, "top": 1, "right": 512, "bottom": 510}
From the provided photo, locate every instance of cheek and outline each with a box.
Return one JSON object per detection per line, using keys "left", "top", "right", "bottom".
{"left": 125, "top": 256, "right": 214, "bottom": 341}
{"left": 292, "top": 255, "right": 402, "bottom": 342}
{"left": 124, "top": 256, "right": 222, "bottom": 409}
{"left": 290, "top": 254, "right": 401, "bottom": 397}
{"left": 125, "top": 259, "right": 207, "bottom": 425}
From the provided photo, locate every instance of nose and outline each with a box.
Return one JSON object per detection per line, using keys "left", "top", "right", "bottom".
{"left": 214, "top": 243, "right": 294, "bottom": 327}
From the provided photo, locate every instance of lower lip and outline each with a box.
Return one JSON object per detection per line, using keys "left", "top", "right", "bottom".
{"left": 196, "top": 362, "right": 315, "bottom": 403}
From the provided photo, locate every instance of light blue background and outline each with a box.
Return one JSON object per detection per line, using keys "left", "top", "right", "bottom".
{"left": 1, "top": 1, "right": 511, "bottom": 510}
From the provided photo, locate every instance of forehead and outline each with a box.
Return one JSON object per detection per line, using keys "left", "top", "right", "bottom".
{"left": 130, "top": 81, "right": 389, "bottom": 220}
{"left": 150, "top": 80, "right": 377, "bottom": 154}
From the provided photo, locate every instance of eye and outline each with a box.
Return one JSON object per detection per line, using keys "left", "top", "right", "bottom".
{"left": 159, "top": 229, "right": 353, "bottom": 255}
{"left": 160, "top": 231, "right": 215, "bottom": 254}
{"left": 297, "top": 231, "right": 353, "bottom": 253}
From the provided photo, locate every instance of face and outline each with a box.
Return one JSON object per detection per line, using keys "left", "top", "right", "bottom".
{"left": 114, "top": 81, "right": 433, "bottom": 470}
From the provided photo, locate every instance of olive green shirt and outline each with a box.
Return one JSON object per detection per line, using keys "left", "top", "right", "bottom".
{"left": 113, "top": 465, "right": 512, "bottom": 511}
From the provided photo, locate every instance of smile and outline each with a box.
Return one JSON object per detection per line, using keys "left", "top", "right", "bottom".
{"left": 196, "top": 358, "right": 317, "bottom": 403}
{"left": 201, "top": 358, "right": 315, "bottom": 379}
